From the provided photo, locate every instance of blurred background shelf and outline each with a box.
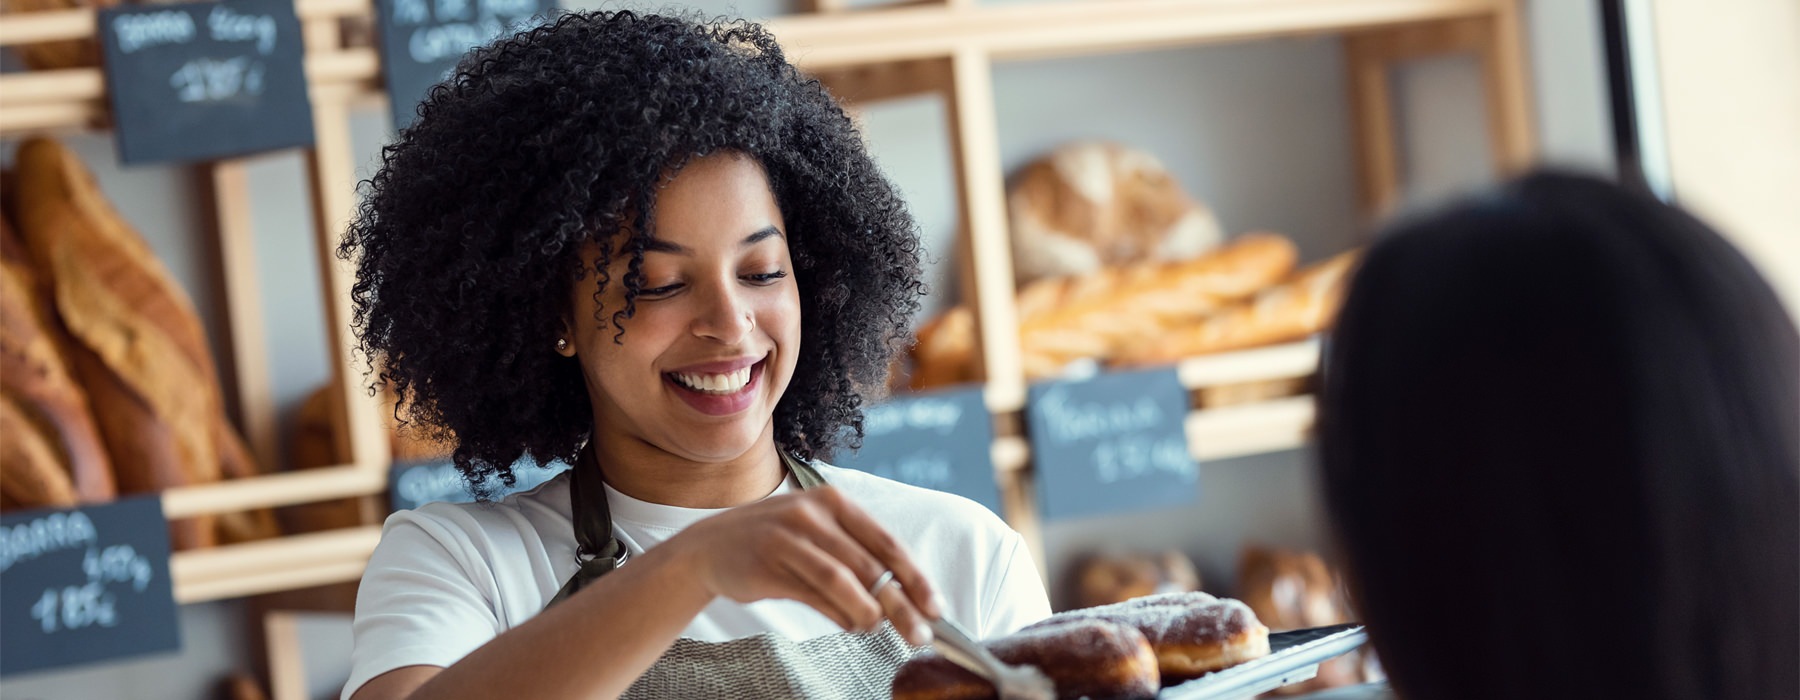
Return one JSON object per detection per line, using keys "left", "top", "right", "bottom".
{"left": 170, "top": 526, "right": 382, "bottom": 604}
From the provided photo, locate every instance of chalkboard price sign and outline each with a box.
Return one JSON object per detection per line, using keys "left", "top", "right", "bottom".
{"left": 836, "top": 387, "right": 1002, "bottom": 514}
{"left": 390, "top": 459, "right": 565, "bottom": 512}
{"left": 0, "top": 496, "right": 180, "bottom": 677}
{"left": 1025, "top": 368, "right": 1199, "bottom": 521}
{"left": 376, "top": 0, "right": 558, "bottom": 130}
{"left": 98, "top": 0, "right": 314, "bottom": 165}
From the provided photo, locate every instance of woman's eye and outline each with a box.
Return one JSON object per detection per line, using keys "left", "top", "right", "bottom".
{"left": 743, "top": 270, "right": 788, "bottom": 285}
{"left": 639, "top": 283, "right": 683, "bottom": 298}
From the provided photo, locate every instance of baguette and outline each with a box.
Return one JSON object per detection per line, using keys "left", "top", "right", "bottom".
{"left": 1, "top": 210, "right": 116, "bottom": 507}
{"left": 907, "top": 233, "right": 1300, "bottom": 389}
{"left": 0, "top": 394, "right": 79, "bottom": 510}
{"left": 10, "top": 138, "right": 272, "bottom": 547}
{"left": 1113, "top": 250, "right": 1358, "bottom": 366}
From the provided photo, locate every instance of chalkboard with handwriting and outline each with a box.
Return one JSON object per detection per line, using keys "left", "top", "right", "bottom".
{"left": 99, "top": 0, "right": 314, "bottom": 165}
{"left": 836, "top": 387, "right": 1002, "bottom": 514}
{"left": 376, "top": 0, "right": 557, "bottom": 130}
{"left": 0, "top": 496, "right": 179, "bottom": 676}
{"left": 1025, "top": 368, "right": 1199, "bottom": 520}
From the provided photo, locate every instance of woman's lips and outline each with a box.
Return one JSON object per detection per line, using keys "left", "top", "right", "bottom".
{"left": 666, "top": 357, "right": 766, "bottom": 417}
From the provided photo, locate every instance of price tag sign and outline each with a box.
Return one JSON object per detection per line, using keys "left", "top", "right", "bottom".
{"left": 390, "top": 460, "right": 565, "bottom": 512}
{"left": 837, "top": 387, "right": 1003, "bottom": 514}
{"left": 1025, "top": 368, "right": 1199, "bottom": 521}
{"left": 0, "top": 496, "right": 180, "bottom": 676}
{"left": 98, "top": 0, "right": 314, "bottom": 165}
{"left": 376, "top": 0, "right": 557, "bottom": 131}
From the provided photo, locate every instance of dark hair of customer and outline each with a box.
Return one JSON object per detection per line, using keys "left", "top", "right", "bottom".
{"left": 1317, "top": 172, "right": 1798, "bottom": 700}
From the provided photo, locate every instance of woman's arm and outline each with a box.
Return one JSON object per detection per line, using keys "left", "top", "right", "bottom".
{"left": 351, "top": 487, "right": 942, "bottom": 700}
{"left": 351, "top": 536, "right": 711, "bottom": 700}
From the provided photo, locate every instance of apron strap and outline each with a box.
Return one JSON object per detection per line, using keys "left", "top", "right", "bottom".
{"left": 545, "top": 447, "right": 827, "bottom": 609}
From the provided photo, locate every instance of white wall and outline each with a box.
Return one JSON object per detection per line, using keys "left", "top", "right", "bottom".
{"left": 0, "top": 0, "right": 1615, "bottom": 695}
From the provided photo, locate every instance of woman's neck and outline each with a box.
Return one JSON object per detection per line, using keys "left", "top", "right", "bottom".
{"left": 586, "top": 429, "right": 787, "bottom": 509}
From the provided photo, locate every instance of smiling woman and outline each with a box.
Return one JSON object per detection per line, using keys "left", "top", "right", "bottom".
{"left": 334, "top": 10, "right": 1050, "bottom": 700}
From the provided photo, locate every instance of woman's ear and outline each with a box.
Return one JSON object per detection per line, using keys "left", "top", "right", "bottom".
{"left": 555, "top": 319, "right": 577, "bottom": 357}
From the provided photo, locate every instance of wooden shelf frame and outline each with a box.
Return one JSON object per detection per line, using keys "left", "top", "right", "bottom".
{"left": 0, "top": 0, "right": 1535, "bottom": 602}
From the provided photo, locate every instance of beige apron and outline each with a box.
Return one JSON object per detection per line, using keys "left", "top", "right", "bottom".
{"left": 546, "top": 448, "right": 922, "bottom": 698}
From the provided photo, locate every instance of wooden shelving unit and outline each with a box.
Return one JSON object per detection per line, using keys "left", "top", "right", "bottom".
{"left": 0, "top": 0, "right": 1534, "bottom": 605}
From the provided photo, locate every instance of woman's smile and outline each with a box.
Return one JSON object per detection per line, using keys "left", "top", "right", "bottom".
{"left": 665, "top": 354, "right": 769, "bottom": 416}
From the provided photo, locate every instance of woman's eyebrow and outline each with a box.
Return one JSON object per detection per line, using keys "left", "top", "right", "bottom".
{"left": 643, "top": 226, "right": 784, "bottom": 255}
{"left": 741, "top": 226, "right": 784, "bottom": 247}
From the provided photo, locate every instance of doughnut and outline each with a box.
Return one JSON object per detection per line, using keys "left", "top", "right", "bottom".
{"left": 890, "top": 618, "right": 1159, "bottom": 700}
{"left": 1036, "top": 592, "right": 1271, "bottom": 682}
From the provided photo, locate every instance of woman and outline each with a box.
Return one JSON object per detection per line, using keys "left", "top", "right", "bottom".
{"left": 1318, "top": 173, "right": 1798, "bottom": 699}
{"left": 339, "top": 12, "right": 1050, "bottom": 700}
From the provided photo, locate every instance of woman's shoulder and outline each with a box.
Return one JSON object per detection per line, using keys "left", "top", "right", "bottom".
{"left": 810, "top": 462, "right": 1015, "bottom": 538}
{"left": 385, "top": 469, "right": 573, "bottom": 543}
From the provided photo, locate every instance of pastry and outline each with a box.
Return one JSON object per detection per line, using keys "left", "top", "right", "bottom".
{"left": 1041, "top": 592, "right": 1272, "bottom": 682}
{"left": 891, "top": 617, "right": 1159, "bottom": 700}
{"left": 1237, "top": 547, "right": 1362, "bottom": 694}
{"left": 1008, "top": 142, "right": 1224, "bottom": 285}
{"left": 1071, "top": 549, "right": 1201, "bottom": 609}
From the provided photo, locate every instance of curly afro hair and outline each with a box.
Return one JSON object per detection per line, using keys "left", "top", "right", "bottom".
{"left": 340, "top": 10, "right": 925, "bottom": 489}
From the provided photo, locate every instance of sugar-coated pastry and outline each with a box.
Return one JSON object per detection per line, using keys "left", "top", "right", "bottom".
{"left": 1039, "top": 592, "right": 1272, "bottom": 682}
{"left": 891, "top": 618, "right": 1159, "bottom": 700}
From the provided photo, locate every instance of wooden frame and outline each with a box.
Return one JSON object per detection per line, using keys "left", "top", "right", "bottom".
{"left": 0, "top": 0, "right": 1535, "bottom": 604}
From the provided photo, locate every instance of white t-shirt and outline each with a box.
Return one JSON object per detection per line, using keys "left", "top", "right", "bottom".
{"left": 342, "top": 463, "right": 1052, "bottom": 698}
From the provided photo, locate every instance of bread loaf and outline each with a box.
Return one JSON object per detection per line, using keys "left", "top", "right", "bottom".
{"left": 1008, "top": 142, "right": 1224, "bottom": 286}
{"left": 11, "top": 138, "right": 273, "bottom": 547}
{"left": 1113, "top": 250, "right": 1358, "bottom": 367}
{"left": 907, "top": 233, "right": 1300, "bottom": 389}
{"left": 1, "top": 211, "right": 116, "bottom": 509}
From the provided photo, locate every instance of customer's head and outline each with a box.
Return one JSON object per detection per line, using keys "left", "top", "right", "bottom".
{"left": 1318, "top": 172, "right": 1798, "bottom": 700}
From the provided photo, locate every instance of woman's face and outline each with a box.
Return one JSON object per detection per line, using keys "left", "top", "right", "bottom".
{"left": 563, "top": 152, "right": 801, "bottom": 464}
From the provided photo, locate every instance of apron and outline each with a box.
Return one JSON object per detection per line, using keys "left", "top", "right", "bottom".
{"left": 545, "top": 447, "right": 920, "bottom": 699}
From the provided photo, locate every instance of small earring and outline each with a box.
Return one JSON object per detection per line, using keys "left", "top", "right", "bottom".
{"left": 555, "top": 338, "right": 569, "bottom": 352}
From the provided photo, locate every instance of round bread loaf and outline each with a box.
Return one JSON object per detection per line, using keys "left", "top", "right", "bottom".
{"left": 891, "top": 618, "right": 1159, "bottom": 700}
{"left": 1008, "top": 142, "right": 1223, "bottom": 285}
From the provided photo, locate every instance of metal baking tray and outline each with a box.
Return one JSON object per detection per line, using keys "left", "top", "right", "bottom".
{"left": 1158, "top": 624, "right": 1367, "bottom": 700}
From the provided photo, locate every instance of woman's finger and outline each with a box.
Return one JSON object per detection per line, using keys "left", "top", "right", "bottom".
{"left": 872, "top": 577, "right": 934, "bottom": 647}
{"left": 815, "top": 489, "right": 943, "bottom": 619}
{"left": 776, "top": 537, "right": 884, "bottom": 632}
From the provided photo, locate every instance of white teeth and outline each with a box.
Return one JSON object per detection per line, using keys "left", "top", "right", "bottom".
{"left": 673, "top": 366, "right": 752, "bottom": 394}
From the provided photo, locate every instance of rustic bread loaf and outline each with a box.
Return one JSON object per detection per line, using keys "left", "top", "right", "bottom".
{"left": 0, "top": 210, "right": 115, "bottom": 509}
{"left": 1008, "top": 142, "right": 1224, "bottom": 286}
{"left": 11, "top": 138, "right": 276, "bottom": 546}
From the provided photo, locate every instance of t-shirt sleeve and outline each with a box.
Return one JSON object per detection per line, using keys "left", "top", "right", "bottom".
{"left": 341, "top": 510, "right": 505, "bottom": 699}
{"left": 978, "top": 531, "right": 1053, "bottom": 639}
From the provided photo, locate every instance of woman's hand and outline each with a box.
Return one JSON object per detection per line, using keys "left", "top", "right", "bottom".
{"left": 666, "top": 486, "right": 944, "bottom": 646}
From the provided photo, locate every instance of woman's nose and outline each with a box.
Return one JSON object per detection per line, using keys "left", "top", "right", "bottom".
{"left": 691, "top": 282, "right": 754, "bottom": 344}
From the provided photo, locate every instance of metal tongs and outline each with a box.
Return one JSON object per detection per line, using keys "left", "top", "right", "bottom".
{"left": 927, "top": 615, "right": 1056, "bottom": 700}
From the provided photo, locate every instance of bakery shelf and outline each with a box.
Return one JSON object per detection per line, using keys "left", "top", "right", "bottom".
{"left": 170, "top": 525, "right": 382, "bottom": 604}
{"left": 771, "top": 0, "right": 1497, "bottom": 68}
{"left": 161, "top": 465, "right": 386, "bottom": 519}
{"left": 1176, "top": 337, "right": 1321, "bottom": 389}
{"left": 1, "top": 0, "right": 1504, "bottom": 133}
{"left": 1183, "top": 395, "right": 1315, "bottom": 462}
